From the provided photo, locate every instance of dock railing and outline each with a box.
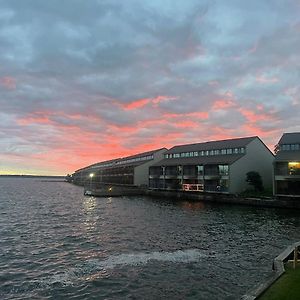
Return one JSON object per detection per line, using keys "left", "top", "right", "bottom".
{"left": 241, "top": 241, "right": 300, "bottom": 300}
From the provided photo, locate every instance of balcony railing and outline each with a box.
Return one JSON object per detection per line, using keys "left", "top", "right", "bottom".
{"left": 275, "top": 170, "right": 300, "bottom": 176}
{"left": 182, "top": 184, "right": 204, "bottom": 192}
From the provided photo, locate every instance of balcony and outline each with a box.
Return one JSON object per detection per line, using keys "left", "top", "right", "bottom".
{"left": 182, "top": 183, "right": 204, "bottom": 192}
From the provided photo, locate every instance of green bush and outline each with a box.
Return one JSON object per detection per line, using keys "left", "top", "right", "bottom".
{"left": 246, "top": 171, "right": 264, "bottom": 192}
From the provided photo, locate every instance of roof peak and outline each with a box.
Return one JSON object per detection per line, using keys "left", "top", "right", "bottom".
{"left": 169, "top": 136, "right": 257, "bottom": 150}
{"left": 278, "top": 132, "right": 300, "bottom": 144}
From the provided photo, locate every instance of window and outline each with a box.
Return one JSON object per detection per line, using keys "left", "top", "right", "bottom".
{"left": 194, "top": 151, "right": 199, "bottom": 156}
{"left": 234, "top": 148, "right": 239, "bottom": 154}
{"left": 200, "top": 151, "right": 205, "bottom": 156}
{"left": 206, "top": 150, "right": 209, "bottom": 156}
{"left": 165, "top": 154, "right": 169, "bottom": 159}
{"left": 197, "top": 165, "right": 204, "bottom": 175}
{"left": 227, "top": 149, "right": 232, "bottom": 154}
{"left": 290, "top": 144, "right": 299, "bottom": 151}
{"left": 240, "top": 147, "right": 245, "bottom": 153}
{"left": 219, "top": 165, "right": 229, "bottom": 175}
{"left": 221, "top": 149, "right": 226, "bottom": 155}
{"left": 178, "top": 165, "right": 182, "bottom": 175}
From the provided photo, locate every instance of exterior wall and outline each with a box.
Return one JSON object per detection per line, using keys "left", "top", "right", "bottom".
{"left": 134, "top": 149, "right": 167, "bottom": 186}
{"left": 229, "top": 138, "right": 274, "bottom": 193}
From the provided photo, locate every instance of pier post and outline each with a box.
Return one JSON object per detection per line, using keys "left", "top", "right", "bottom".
{"left": 293, "top": 245, "right": 298, "bottom": 269}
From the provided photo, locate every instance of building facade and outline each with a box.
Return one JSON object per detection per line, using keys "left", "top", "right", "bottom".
{"left": 149, "top": 136, "right": 274, "bottom": 194}
{"left": 71, "top": 148, "right": 167, "bottom": 187}
{"left": 274, "top": 132, "right": 300, "bottom": 196}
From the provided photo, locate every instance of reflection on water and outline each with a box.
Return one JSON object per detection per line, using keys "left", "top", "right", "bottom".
{"left": 83, "top": 197, "right": 97, "bottom": 232}
{"left": 180, "top": 200, "right": 206, "bottom": 211}
{"left": 83, "top": 197, "right": 97, "bottom": 212}
{"left": 0, "top": 177, "right": 300, "bottom": 300}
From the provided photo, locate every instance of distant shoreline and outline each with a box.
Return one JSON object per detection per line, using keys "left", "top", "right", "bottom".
{"left": 0, "top": 175, "right": 65, "bottom": 178}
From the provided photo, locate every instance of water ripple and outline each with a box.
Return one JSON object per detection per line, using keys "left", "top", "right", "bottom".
{"left": 1, "top": 177, "right": 300, "bottom": 299}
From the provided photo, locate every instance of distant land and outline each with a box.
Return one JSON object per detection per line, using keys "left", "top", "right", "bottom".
{"left": 0, "top": 175, "right": 65, "bottom": 179}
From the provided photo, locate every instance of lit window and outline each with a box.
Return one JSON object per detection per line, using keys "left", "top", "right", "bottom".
{"left": 194, "top": 151, "right": 199, "bottom": 156}
{"left": 219, "top": 165, "right": 229, "bottom": 175}
{"left": 206, "top": 150, "right": 209, "bottom": 156}
{"left": 241, "top": 147, "right": 245, "bottom": 153}
{"left": 227, "top": 149, "right": 232, "bottom": 154}
{"left": 221, "top": 149, "right": 226, "bottom": 155}
{"left": 288, "top": 162, "right": 300, "bottom": 175}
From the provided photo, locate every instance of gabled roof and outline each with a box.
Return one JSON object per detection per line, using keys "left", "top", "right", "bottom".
{"left": 278, "top": 132, "right": 300, "bottom": 145}
{"left": 275, "top": 151, "right": 300, "bottom": 162}
{"left": 118, "top": 148, "right": 166, "bottom": 161}
{"left": 74, "top": 148, "right": 167, "bottom": 172}
{"left": 165, "top": 136, "right": 256, "bottom": 154}
{"left": 152, "top": 154, "right": 244, "bottom": 167}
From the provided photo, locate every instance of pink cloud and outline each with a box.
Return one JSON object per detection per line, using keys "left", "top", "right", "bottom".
{"left": 122, "top": 98, "right": 150, "bottom": 110}
{"left": 0, "top": 76, "right": 16, "bottom": 90}
{"left": 116, "top": 95, "right": 177, "bottom": 111}
{"left": 212, "top": 99, "right": 236, "bottom": 110}
{"left": 238, "top": 107, "right": 274, "bottom": 123}
{"left": 17, "top": 112, "right": 52, "bottom": 126}
{"left": 256, "top": 75, "right": 279, "bottom": 84}
{"left": 163, "top": 111, "right": 208, "bottom": 120}
{"left": 174, "top": 120, "right": 198, "bottom": 128}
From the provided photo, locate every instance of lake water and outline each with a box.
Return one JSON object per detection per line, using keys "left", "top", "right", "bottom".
{"left": 0, "top": 177, "right": 300, "bottom": 299}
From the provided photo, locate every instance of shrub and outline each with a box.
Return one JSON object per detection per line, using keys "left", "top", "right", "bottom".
{"left": 246, "top": 171, "right": 264, "bottom": 192}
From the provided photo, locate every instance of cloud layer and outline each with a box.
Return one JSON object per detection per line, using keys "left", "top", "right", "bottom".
{"left": 0, "top": 0, "right": 299, "bottom": 175}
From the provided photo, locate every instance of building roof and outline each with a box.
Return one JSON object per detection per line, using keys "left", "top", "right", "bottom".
{"left": 152, "top": 154, "right": 244, "bottom": 167}
{"left": 274, "top": 151, "right": 300, "bottom": 162}
{"left": 278, "top": 132, "right": 300, "bottom": 145}
{"left": 165, "top": 136, "right": 256, "bottom": 154}
{"left": 118, "top": 148, "right": 166, "bottom": 161}
{"left": 74, "top": 148, "right": 167, "bottom": 172}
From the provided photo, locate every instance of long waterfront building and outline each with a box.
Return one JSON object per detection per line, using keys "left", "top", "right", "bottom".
{"left": 149, "top": 136, "right": 274, "bottom": 194}
{"left": 71, "top": 148, "right": 167, "bottom": 187}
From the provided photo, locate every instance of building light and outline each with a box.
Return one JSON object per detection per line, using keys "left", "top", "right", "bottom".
{"left": 289, "top": 162, "right": 299, "bottom": 167}
{"left": 89, "top": 173, "right": 94, "bottom": 178}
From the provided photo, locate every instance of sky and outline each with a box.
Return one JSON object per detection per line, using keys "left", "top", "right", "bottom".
{"left": 0, "top": 0, "right": 300, "bottom": 175}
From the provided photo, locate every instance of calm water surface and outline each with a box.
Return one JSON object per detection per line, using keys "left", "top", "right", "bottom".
{"left": 1, "top": 177, "right": 300, "bottom": 299}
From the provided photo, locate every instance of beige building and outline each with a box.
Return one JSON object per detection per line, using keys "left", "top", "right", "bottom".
{"left": 149, "top": 136, "right": 274, "bottom": 194}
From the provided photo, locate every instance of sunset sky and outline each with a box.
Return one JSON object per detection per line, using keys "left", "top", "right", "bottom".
{"left": 1, "top": 0, "right": 300, "bottom": 175}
